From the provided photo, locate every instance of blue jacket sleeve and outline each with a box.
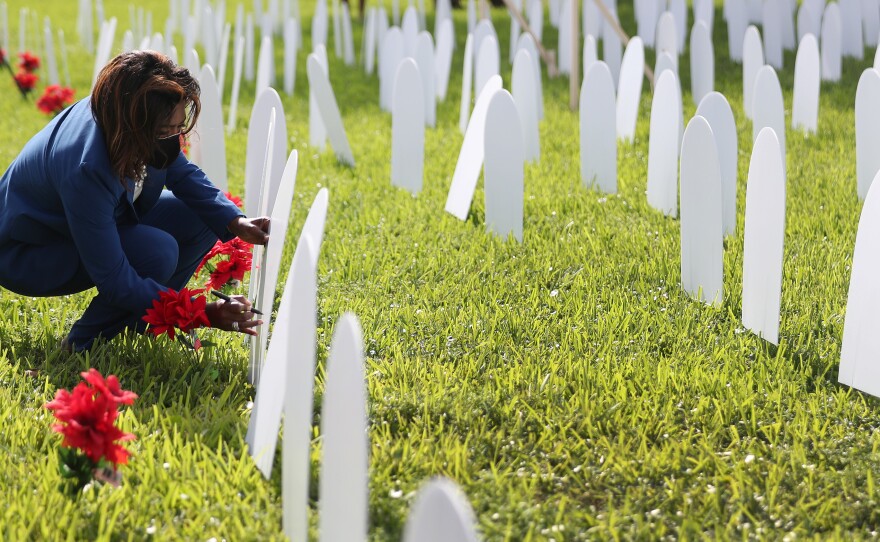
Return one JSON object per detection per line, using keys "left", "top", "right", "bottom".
{"left": 163, "top": 152, "right": 245, "bottom": 242}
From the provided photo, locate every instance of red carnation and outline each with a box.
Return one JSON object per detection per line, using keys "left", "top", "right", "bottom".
{"left": 18, "top": 51, "right": 40, "bottom": 72}
{"left": 224, "top": 191, "right": 244, "bottom": 209}
{"left": 206, "top": 250, "right": 252, "bottom": 291}
{"left": 142, "top": 287, "right": 211, "bottom": 340}
{"left": 36, "top": 84, "right": 75, "bottom": 115}
{"left": 14, "top": 70, "right": 37, "bottom": 92}
{"left": 195, "top": 237, "right": 253, "bottom": 275}
{"left": 0, "top": 48, "right": 6, "bottom": 66}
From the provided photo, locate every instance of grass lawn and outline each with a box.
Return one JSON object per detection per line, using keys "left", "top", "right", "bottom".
{"left": 2, "top": 0, "right": 879, "bottom": 539}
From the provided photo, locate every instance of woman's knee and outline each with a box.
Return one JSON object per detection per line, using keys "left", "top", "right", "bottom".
{"left": 119, "top": 225, "right": 179, "bottom": 283}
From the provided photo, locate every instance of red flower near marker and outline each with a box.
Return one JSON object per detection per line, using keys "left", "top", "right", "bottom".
{"left": 14, "top": 70, "right": 37, "bottom": 91}
{"left": 17, "top": 51, "right": 40, "bottom": 72}
{"left": 142, "top": 287, "right": 211, "bottom": 340}
{"left": 0, "top": 48, "right": 6, "bottom": 66}
{"left": 224, "top": 191, "right": 244, "bottom": 209}
{"left": 206, "top": 250, "right": 252, "bottom": 291}
{"left": 36, "top": 84, "right": 75, "bottom": 115}
{"left": 195, "top": 237, "right": 254, "bottom": 282}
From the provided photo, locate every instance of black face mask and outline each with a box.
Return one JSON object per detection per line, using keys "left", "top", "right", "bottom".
{"left": 148, "top": 133, "right": 182, "bottom": 169}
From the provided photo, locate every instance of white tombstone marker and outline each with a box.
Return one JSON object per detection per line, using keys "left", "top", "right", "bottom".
{"left": 527, "top": 0, "right": 543, "bottom": 42}
{"left": 307, "top": 53, "right": 356, "bottom": 167}
{"left": 580, "top": 62, "right": 617, "bottom": 193}
{"left": 638, "top": 0, "right": 659, "bottom": 46}
{"left": 856, "top": 69, "right": 880, "bottom": 199}
{"left": 445, "top": 75, "right": 503, "bottom": 220}
{"left": 616, "top": 36, "right": 644, "bottom": 142}
{"left": 680, "top": 115, "right": 723, "bottom": 305}
{"left": 697, "top": 92, "right": 738, "bottom": 237}
{"left": 459, "top": 33, "right": 475, "bottom": 134}
{"left": 43, "top": 21, "right": 59, "bottom": 86}
{"left": 752, "top": 66, "right": 786, "bottom": 178}
{"left": 863, "top": 0, "right": 880, "bottom": 47}
{"left": 299, "top": 189, "right": 330, "bottom": 269}
{"left": 782, "top": 0, "right": 798, "bottom": 50}
{"left": 656, "top": 11, "right": 678, "bottom": 71}
{"left": 839, "top": 173, "right": 880, "bottom": 397}
{"left": 283, "top": 18, "right": 298, "bottom": 96}
{"left": 690, "top": 21, "right": 714, "bottom": 105}
{"left": 473, "top": 19, "right": 498, "bottom": 74}
{"left": 484, "top": 89, "right": 524, "bottom": 242}
{"left": 216, "top": 23, "right": 231, "bottom": 101}
{"left": 583, "top": 33, "right": 598, "bottom": 79}
{"left": 517, "top": 32, "right": 543, "bottom": 120}
{"left": 655, "top": 51, "right": 677, "bottom": 77}
{"left": 415, "top": 32, "right": 436, "bottom": 127}
{"left": 763, "top": 0, "right": 784, "bottom": 69}
{"left": 309, "top": 46, "right": 329, "bottom": 151}
{"left": 256, "top": 35, "right": 273, "bottom": 97}
{"left": 512, "top": 48, "right": 540, "bottom": 162}
{"left": 332, "top": 0, "right": 343, "bottom": 58}
{"left": 509, "top": 0, "right": 521, "bottom": 64}
{"left": 557, "top": 0, "right": 571, "bottom": 74}
{"left": 391, "top": 58, "right": 425, "bottom": 194}
{"left": 792, "top": 33, "right": 821, "bottom": 133}
{"left": 602, "top": 12, "right": 623, "bottom": 83}
{"left": 58, "top": 29, "right": 71, "bottom": 88}
{"left": 402, "top": 478, "right": 480, "bottom": 542}
{"left": 436, "top": 19, "right": 454, "bottom": 101}
{"left": 670, "top": 0, "right": 688, "bottom": 51}
{"left": 475, "top": 34, "right": 500, "bottom": 98}
{"left": 245, "top": 13, "right": 255, "bottom": 81}
{"left": 695, "top": 0, "right": 714, "bottom": 30}
{"left": 402, "top": 6, "right": 418, "bottom": 55}
{"left": 583, "top": 0, "right": 600, "bottom": 39}
{"left": 228, "top": 35, "right": 245, "bottom": 131}
{"left": 647, "top": 70, "right": 682, "bottom": 217}
{"left": 245, "top": 88, "right": 288, "bottom": 219}
{"left": 312, "top": 0, "right": 328, "bottom": 47}
{"left": 380, "top": 27, "right": 404, "bottom": 111}
{"left": 742, "top": 127, "right": 786, "bottom": 345}
{"left": 318, "top": 314, "right": 368, "bottom": 542}
{"left": 727, "top": 0, "right": 747, "bottom": 60}
{"left": 363, "top": 8, "right": 376, "bottom": 74}
{"left": 743, "top": 26, "right": 764, "bottom": 118}
{"left": 190, "top": 65, "right": 227, "bottom": 191}
{"left": 797, "top": 3, "right": 817, "bottom": 44}
{"left": 91, "top": 17, "right": 117, "bottom": 89}
{"left": 822, "top": 2, "right": 842, "bottom": 81}
{"left": 840, "top": 0, "right": 864, "bottom": 59}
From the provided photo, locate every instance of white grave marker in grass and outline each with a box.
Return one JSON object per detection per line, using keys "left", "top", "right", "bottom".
{"left": 256, "top": 35, "right": 274, "bottom": 97}
{"left": 602, "top": 12, "right": 623, "bottom": 83}
{"left": 402, "top": 6, "right": 418, "bottom": 56}
{"left": 377, "top": 7, "right": 389, "bottom": 50}
{"left": 190, "top": 65, "right": 227, "bottom": 191}
{"left": 91, "top": 17, "right": 117, "bottom": 89}
{"left": 245, "top": 88, "right": 288, "bottom": 218}
{"left": 509, "top": 0, "right": 521, "bottom": 63}
{"left": 527, "top": 0, "right": 542, "bottom": 42}
{"left": 459, "top": 33, "right": 475, "bottom": 134}
{"left": 415, "top": 32, "right": 435, "bottom": 127}
{"left": 43, "top": 20, "right": 59, "bottom": 86}
{"left": 742, "top": 127, "right": 786, "bottom": 345}
{"left": 690, "top": 21, "right": 714, "bottom": 105}
{"left": 549, "top": 0, "right": 560, "bottom": 28}
{"left": 512, "top": 48, "right": 540, "bottom": 163}
{"left": 475, "top": 34, "right": 500, "bottom": 98}
{"left": 402, "top": 479, "right": 480, "bottom": 542}
{"left": 583, "top": 33, "right": 597, "bottom": 78}
{"left": 839, "top": 173, "right": 880, "bottom": 397}
{"left": 840, "top": 0, "right": 864, "bottom": 59}
{"left": 473, "top": 19, "right": 497, "bottom": 71}
{"left": 752, "top": 66, "right": 786, "bottom": 178}
{"left": 797, "top": 3, "right": 817, "bottom": 44}
{"left": 517, "top": 32, "right": 543, "bottom": 120}
{"left": 445, "top": 75, "right": 503, "bottom": 220}
{"left": 670, "top": 0, "right": 687, "bottom": 51}
{"left": 139, "top": 35, "right": 152, "bottom": 51}
{"left": 863, "top": 0, "right": 880, "bottom": 47}
{"left": 380, "top": 27, "right": 403, "bottom": 111}
{"left": 185, "top": 48, "right": 201, "bottom": 78}
{"left": 782, "top": 0, "right": 798, "bottom": 50}
{"left": 680, "top": 115, "right": 723, "bottom": 305}
{"left": 557, "top": 0, "right": 571, "bottom": 74}
{"left": 637, "top": 0, "right": 659, "bottom": 47}
{"left": 727, "top": 0, "right": 747, "bottom": 61}
{"left": 313, "top": 0, "right": 328, "bottom": 48}
{"left": 484, "top": 89, "right": 524, "bottom": 242}
{"left": 583, "top": 0, "right": 600, "bottom": 39}
{"left": 227, "top": 35, "right": 245, "bottom": 131}
{"left": 616, "top": 36, "right": 644, "bottom": 143}
{"left": 695, "top": 0, "right": 714, "bottom": 31}
{"left": 332, "top": 0, "right": 342, "bottom": 58}
{"left": 792, "top": 33, "right": 820, "bottom": 133}
{"left": 58, "top": 29, "right": 71, "bottom": 87}
{"left": 245, "top": 13, "right": 255, "bottom": 82}
{"left": 393, "top": 0, "right": 401, "bottom": 25}
{"left": 363, "top": 9, "right": 376, "bottom": 74}
{"left": 822, "top": 2, "right": 842, "bottom": 81}
{"left": 856, "top": 68, "right": 880, "bottom": 199}
{"left": 307, "top": 53, "right": 355, "bottom": 167}
{"left": 655, "top": 50, "right": 677, "bottom": 77}
{"left": 697, "top": 92, "right": 738, "bottom": 237}
{"left": 747, "top": 0, "right": 763, "bottom": 22}
{"left": 647, "top": 70, "right": 682, "bottom": 217}
{"left": 318, "top": 313, "right": 368, "bottom": 542}
{"left": 148, "top": 32, "right": 164, "bottom": 54}
{"left": 763, "top": 0, "right": 784, "bottom": 69}
{"left": 436, "top": 19, "right": 454, "bottom": 101}
{"left": 743, "top": 26, "right": 764, "bottom": 119}
{"left": 391, "top": 58, "right": 425, "bottom": 194}
{"left": 580, "top": 62, "right": 617, "bottom": 193}
{"left": 656, "top": 11, "right": 678, "bottom": 71}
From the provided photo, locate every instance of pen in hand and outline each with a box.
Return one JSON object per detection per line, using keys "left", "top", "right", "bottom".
{"left": 210, "top": 289, "right": 264, "bottom": 315}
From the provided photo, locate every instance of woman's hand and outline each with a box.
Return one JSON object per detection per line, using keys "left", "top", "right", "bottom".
{"left": 205, "top": 296, "right": 263, "bottom": 336}
{"left": 228, "top": 216, "right": 270, "bottom": 245}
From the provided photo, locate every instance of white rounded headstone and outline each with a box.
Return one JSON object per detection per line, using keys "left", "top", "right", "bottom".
{"left": 656, "top": 11, "right": 679, "bottom": 70}
{"left": 245, "top": 88, "right": 288, "bottom": 219}
{"left": 647, "top": 70, "right": 682, "bottom": 217}
{"left": 380, "top": 27, "right": 404, "bottom": 111}
{"left": 402, "top": 479, "right": 480, "bottom": 542}
{"left": 727, "top": 0, "right": 748, "bottom": 60}
{"left": 580, "top": 62, "right": 617, "bottom": 193}
{"left": 821, "top": 2, "right": 842, "bottom": 81}
{"left": 191, "top": 65, "right": 227, "bottom": 190}
{"left": 391, "top": 58, "right": 425, "bottom": 194}
{"left": 856, "top": 68, "right": 880, "bottom": 199}
{"left": 414, "top": 32, "right": 436, "bottom": 127}
{"left": 690, "top": 21, "right": 714, "bottom": 106}
{"left": 484, "top": 89, "right": 524, "bottom": 242}
{"left": 792, "top": 33, "right": 821, "bottom": 133}
{"left": 583, "top": 33, "right": 597, "bottom": 80}
{"left": 616, "top": 36, "right": 645, "bottom": 142}
{"left": 655, "top": 51, "right": 677, "bottom": 77}
{"left": 840, "top": 0, "right": 864, "bottom": 59}
{"left": 459, "top": 33, "right": 475, "bottom": 134}
{"left": 517, "top": 32, "right": 543, "bottom": 120}
{"left": 307, "top": 53, "right": 355, "bottom": 166}
{"left": 435, "top": 18, "right": 454, "bottom": 100}
{"left": 697, "top": 92, "right": 738, "bottom": 237}
{"left": 475, "top": 34, "right": 500, "bottom": 98}
{"left": 743, "top": 25, "right": 764, "bottom": 118}
{"left": 763, "top": 0, "right": 784, "bottom": 69}
{"left": 752, "top": 65, "right": 786, "bottom": 172}
{"left": 512, "top": 48, "right": 540, "bottom": 162}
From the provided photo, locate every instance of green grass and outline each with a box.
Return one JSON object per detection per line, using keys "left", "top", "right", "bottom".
{"left": 2, "top": 0, "right": 880, "bottom": 539}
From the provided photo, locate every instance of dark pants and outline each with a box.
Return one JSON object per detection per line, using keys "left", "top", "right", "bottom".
{"left": 0, "top": 191, "right": 217, "bottom": 350}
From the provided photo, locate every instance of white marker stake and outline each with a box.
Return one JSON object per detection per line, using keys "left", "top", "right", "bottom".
{"left": 670, "top": 0, "right": 687, "bottom": 51}
{"left": 227, "top": 35, "right": 245, "bottom": 131}
{"left": 512, "top": 48, "right": 540, "bottom": 163}
{"left": 192, "top": 65, "right": 228, "bottom": 190}
{"left": 792, "top": 33, "right": 820, "bottom": 133}
{"left": 583, "top": 33, "right": 597, "bottom": 78}
{"left": 342, "top": 2, "right": 354, "bottom": 65}
{"left": 690, "top": 21, "right": 714, "bottom": 105}
{"left": 245, "top": 13, "right": 255, "bottom": 81}
{"left": 475, "top": 34, "right": 500, "bottom": 98}
{"left": 602, "top": 11, "right": 622, "bottom": 83}
{"left": 436, "top": 19, "right": 454, "bottom": 101}
{"left": 840, "top": 0, "right": 864, "bottom": 60}
{"left": 256, "top": 35, "right": 272, "bottom": 97}
{"left": 310, "top": 45, "right": 329, "bottom": 149}
{"left": 763, "top": 0, "right": 784, "bottom": 69}
{"left": 655, "top": 51, "right": 677, "bottom": 77}
{"left": 283, "top": 18, "right": 298, "bottom": 96}
{"left": 647, "top": 70, "right": 682, "bottom": 217}
{"left": 580, "top": 62, "right": 617, "bottom": 193}
{"left": 697, "top": 92, "right": 738, "bottom": 237}
{"left": 727, "top": 0, "right": 747, "bottom": 61}
{"left": 822, "top": 2, "right": 842, "bottom": 81}
{"left": 656, "top": 11, "right": 678, "bottom": 71}
{"left": 318, "top": 314, "right": 368, "bottom": 542}
{"left": 863, "top": 0, "right": 880, "bottom": 48}
{"left": 332, "top": 0, "right": 342, "bottom": 57}
{"left": 616, "top": 36, "right": 644, "bottom": 142}
{"left": 473, "top": 19, "right": 497, "bottom": 77}
{"left": 752, "top": 66, "right": 786, "bottom": 180}
{"left": 307, "top": 53, "right": 355, "bottom": 167}
{"left": 557, "top": 0, "right": 571, "bottom": 73}
{"left": 391, "top": 58, "right": 425, "bottom": 194}
{"left": 856, "top": 69, "right": 880, "bottom": 199}
{"left": 58, "top": 29, "right": 71, "bottom": 88}
{"left": 680, "top": 115, "right": 723, "bottom": 305}
{"left": 245, "top": 89, "right": 288, "bottom": 219}
{"left": 313, "top": 0, "right": 328, "bottom": 48}
{"left": 43, "top": 20, "right": 59, "bottom": 86}
{"left": 92, "top": 17, "right": 117, "bottom": 89}
{"left": 797, "top": 4, "right": 815, "bottom": 44}
{"left": 380, "top": 27, "right": 403, "bottom": 111}
{"left": 743, "top": 25, "right": 764, "bottom": 119}
{"left": 839, "top": 172, "right": 880, "bottom": 396}
{"left": 403, "top": 479, "right": 480, "bottom": 542}
{"left": 517, "top": 32, "right": 543, "bottom": 120}
{"left": 459, "top": 33, "right": 475, "bottom": 134}
{"left": 484, "top": 89, "right": 524, "bottom": 242}
{"left": 445, "top": 75, "right": 503, "bottom": 219}
{"left": 742, "top": 127, "right": 786, "bottom": 345}
{"left": 415, "top": 32, "right": 435, "bottom": 127}
{"left": 402, "top": 6, "right": 418, "bottom": 55}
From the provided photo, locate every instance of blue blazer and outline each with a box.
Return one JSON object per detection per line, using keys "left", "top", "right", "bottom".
{"left": 0, "top": 98, "right": 244, "bottom": 312}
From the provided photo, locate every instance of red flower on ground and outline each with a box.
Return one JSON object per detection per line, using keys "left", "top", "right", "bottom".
{"left": 142, "top": 287, "right": 211, "bottom": 340}
{"left": 36, "top": 84, "right": 75, "bottom": 115}
{"left": 17, "top": 51, "right": 40, "bottom": 72}
{"left": 224, "top": 191, "right": 244, "bottom": 209}
{"left": 44, "top": 370, "right": 137, "bottom": 467}
{"left": 14, "top": 70, "right": 37, "bottom": 91}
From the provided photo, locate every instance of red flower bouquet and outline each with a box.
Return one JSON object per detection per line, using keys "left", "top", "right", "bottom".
{"left": 37, "top": 84, "right": 75, "bottom": 115}
{"left": 13, "top": 70, "right": 37, "bottom": 92}
{"left": 44, "top": 369, "right": 138, "bottom": 495}
{"left": 224, "top": 191, "right": 244, "bottom": 209}
{"left": 17, "top": 51, "right": 40, "bottom": 72}
{"left": 142, "top": 287, "right": 211, "bottom": 341}
{"left": 196, "top": 237, "right": 253, "bottom": 292}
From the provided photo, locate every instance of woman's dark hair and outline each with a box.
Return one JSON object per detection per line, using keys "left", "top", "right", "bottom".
{"left": 91, "top": 50, "right": 200, "bottom": 182}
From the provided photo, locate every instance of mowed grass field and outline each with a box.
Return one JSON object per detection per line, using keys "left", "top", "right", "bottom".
{"left": 2, "top": 0, "right": 879, "bottom": 539}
